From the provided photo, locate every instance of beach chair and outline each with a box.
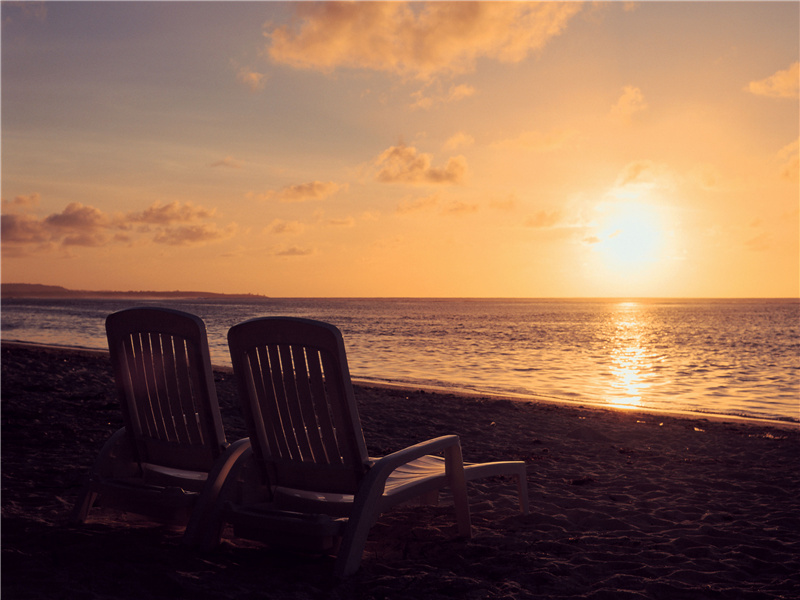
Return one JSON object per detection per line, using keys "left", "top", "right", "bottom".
{"left": 186, "top": 317, "right": 529, "bottom": 577}
{"left": 72, "top": 307, "right": 249, "bottom": 528}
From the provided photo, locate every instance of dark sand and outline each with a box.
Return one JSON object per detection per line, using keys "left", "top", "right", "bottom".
{"left": 2, "top": 342, "right": 799, "bottom": 599}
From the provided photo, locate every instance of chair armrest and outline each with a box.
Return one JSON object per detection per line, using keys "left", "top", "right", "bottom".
{"left": 333, "top": 434, "right": 471, "bottom": 578}
{"left": 183, "top": 437, "right": 252, "bottom": 547}
{"left": 92, "top": 427, "right": 139, "bottom": 479}
{"left": 361, "top": 435, "right": 468, "bottom": 520}
{"left": 367, "top": 434, "right": 463, "bottom": 480}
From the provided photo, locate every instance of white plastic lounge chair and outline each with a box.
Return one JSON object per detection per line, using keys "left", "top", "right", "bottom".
{"left": 72, "top": 307, "right": 248, "bottom": 527}
{"left": 186, "top": 317, "right": 529, "bottom": 577}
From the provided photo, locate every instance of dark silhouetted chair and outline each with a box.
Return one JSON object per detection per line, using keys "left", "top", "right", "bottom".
{"left": 72, "top": 307, "right": 248, "bottom": 528}
{"left": 186, "top": 317, "right": 528, "bottom": 577}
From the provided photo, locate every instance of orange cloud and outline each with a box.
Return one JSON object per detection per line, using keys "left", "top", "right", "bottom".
{"left": 411, "top": 83, "right": 476, "bottom": 109}
{"left": 1, "top": 213, "right": 49, "bottom": 244}
{"left": 614, "top": 160, "right": 673, "bottom": 190}
{"left": 236, "top": 67, "right": 267, "bottom": 92}
{"left": 252, "top": 181, "right": 346, "bottom": 202}
{"left": 130, "top": 201, "right": 216, "bottom": 224}
{"left": 1, "top": 198, "right": 234, "bottom": 253}
{"left": 777, "top": 139, "right": 799, "bottom": 181}
{"left": 1, "top": 192, "right": 41, "bottom": 212}
{"left": 273, "top": 245, "right": 314, "bottom": 257}
{"left": 396, "top": 193, "right": 439, "bottom": 214}
{"left": 443, "top": 132, "right": 475, "bottom": 151}
{"left": 375, "top": 144, "right": 467, "bottom": 184}
{"left": 62, "top": 232, "right": 112, "bottom": 247}
{"left": 441, "top": 200, "right": 479, "bottom": 215}
{"left": 327, "top": 216, "right": 356, "bottom": 227}
{"left": 267, "top": 219, "right": 305, "bottom": 234}
{"left": 44, "top": 202, "right": 111, "bottom": 231}
{"left": 266, "top": 1, "right": 582, "bottom": 79}
{"left": 210, "top": 156, "right": 243, "bottom": 169}
{"left": 153, "top": 223, "right": 237, "bottom": 246}
{"left": 525, "top": 210, "right": 564, "bottom": 228}
{"left": 609, "top": 85, "right": 648, "bottom": 121}
{"left": 746, "top": 62, "right": 799, "bottom": 99}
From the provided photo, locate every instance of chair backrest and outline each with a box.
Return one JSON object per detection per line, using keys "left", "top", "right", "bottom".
{"left": 106, "top": 307, "right": 227, "bottom": 472}
{"left": 227, "top": 317, "right": 370, "bottom": 495}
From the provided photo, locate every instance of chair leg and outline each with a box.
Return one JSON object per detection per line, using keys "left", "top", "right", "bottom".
{"left": 332, "top": 513, "right": 374, "bottom": 578}
{"left": 71, "top": 489, "right": 97, "bottom": 523}
{"left": 444, "top": 443, "right": 472, "bottom": 538}
{"left": 183, "top": 439, "right": 252, "bottom": 549}
{"left": 516, "top": 466, "right": 530, "bottom": 515}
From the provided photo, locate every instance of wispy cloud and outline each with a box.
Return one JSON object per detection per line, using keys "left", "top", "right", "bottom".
{"left": 265, "top": 1, "right": 582, "bottom": 80}
{"left": 250, "top": 181, "right": 347, "bottom": 202}
{"left": 396, "top": 193, "right": 440, "bottom": 214}
{"left": 443, "top": 132, "right": 475, "bottom": 151}
{"left": 525, "top": 210, "right": 564, "bottom": 228}
{"left": 326, "top": 216, "right": 356, "bottom": 227}
{"left": 410, "top": 83, "right": 476, "bottom": 110}
{"left": 1, "top": 192, "right": 41, "bottom": 212}
{"left": 153, "top": 223, "right": 237, "bottom": 246}
{"left": 441, "top": 200, "right": 479, "bottom": 215}
{"left": 375, "top": 144, "right": 467, "bottom": 184}
{"left": 746, "top": 62, "right": 799, "bottom": 99}
{"left": 777, "top": 139, "right": 799, "bottom": 180}
{"left": 236, "top": 66, "right": 267, "bottom": 92}
{"left": 609, "top": 85, "right": 648, "bottom": 121}
{"left": 272, "top": 245, "right": 314, "bottom": 257}
{"left": 614, "top": 160, "right": 673, "bottom": 190}
{"left": 267, "top": 219, "right": 305, "bottom": 235}
{"left": 210, "top": 156, "right": 243, "bottom": 169}
{"left": 129, "top": 201, "right": 216, "bottom": 224}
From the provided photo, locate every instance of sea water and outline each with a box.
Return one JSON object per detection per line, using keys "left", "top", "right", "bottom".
{"left": 1, "top": 297, "right": 798, "bottom": 423}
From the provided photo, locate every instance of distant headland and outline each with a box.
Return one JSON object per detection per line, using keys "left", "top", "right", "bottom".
{"left": 1, "top": 283, "right": 268, "bottom": 301}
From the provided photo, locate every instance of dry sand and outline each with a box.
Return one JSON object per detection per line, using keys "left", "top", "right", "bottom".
{"left": 2, "top": 342, "right": 799, "bottom": 599}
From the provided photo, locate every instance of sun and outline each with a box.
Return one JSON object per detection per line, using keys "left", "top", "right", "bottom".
{"left": 592, "top": 200, "right": 665, "bottom": 270}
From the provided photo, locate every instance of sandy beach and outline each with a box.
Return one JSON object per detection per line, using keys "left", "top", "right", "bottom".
{"left": 2, "top": 341, "right": 799, "bottom": 599}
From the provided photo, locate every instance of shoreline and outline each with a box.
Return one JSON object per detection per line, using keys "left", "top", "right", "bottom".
{"left": 2, "top": 341, "right": 799, "bottom": 599}
{"left": 3, "top": 339, "right": 797, "bottom": 430}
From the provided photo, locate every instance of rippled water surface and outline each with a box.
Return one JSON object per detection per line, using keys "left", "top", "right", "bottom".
{"left": 2, "top": 297, "right": 798, "bottom": 422}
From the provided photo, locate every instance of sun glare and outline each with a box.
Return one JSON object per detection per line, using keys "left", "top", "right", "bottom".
{"left": 593, "top": 201, "right": 665, "bottom": 270}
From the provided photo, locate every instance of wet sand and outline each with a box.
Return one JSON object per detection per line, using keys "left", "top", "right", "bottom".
{"left": 2, "top": 342, "right": 799, "bottom": 599}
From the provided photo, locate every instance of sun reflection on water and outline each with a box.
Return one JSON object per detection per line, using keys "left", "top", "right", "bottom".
{"left": 606, "top": 302, "right": 654, "bottom": 409}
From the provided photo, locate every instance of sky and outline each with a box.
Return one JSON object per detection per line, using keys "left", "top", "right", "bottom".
{"left": 1, "top": 1, "right": 798, "bottom": 298}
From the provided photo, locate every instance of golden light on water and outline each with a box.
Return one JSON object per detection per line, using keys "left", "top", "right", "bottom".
{"left": 606, "top": 302, "right": 653, "bottom": 409}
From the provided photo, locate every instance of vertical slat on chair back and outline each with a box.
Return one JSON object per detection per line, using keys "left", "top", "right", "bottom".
{"left": 228, "top": 317, "right": 369, "bottom": 494}
{"left": 106, "top": 308, "right": 226, "bottom": 471}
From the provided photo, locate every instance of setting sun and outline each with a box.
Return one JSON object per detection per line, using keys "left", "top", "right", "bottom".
{"left": 594, "top": 201, "right": 666, "bottom": 271}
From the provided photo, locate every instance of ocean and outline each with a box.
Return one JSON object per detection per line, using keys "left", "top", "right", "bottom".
{"left": 1, "top": 297, "right": 798, "bottom": 424}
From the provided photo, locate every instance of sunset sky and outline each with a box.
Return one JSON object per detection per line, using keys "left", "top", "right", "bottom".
{"left": 2, "top": 1, "right": 798, "bottom": 298}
